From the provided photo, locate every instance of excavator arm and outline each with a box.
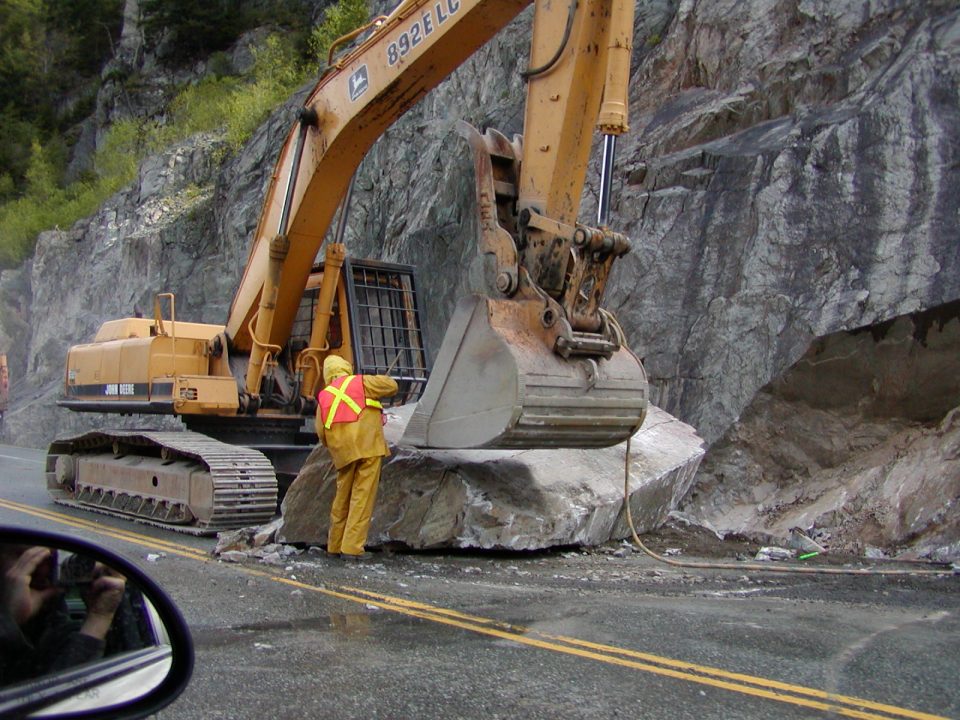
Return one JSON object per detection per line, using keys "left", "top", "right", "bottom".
{"left": 228, "top": 0, "right": 531, "bottom": 377}
{"left": 230, "top": 0, "right": 647, "bottom": 449}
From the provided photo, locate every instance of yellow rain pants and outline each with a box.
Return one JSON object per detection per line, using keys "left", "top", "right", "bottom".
{"left": 327, "top": 455, "right": 383, "bottom": 555}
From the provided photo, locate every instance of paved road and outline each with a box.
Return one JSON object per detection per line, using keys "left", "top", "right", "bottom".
{"left": 1, "top": 444, "right": 958, "bottom": 719}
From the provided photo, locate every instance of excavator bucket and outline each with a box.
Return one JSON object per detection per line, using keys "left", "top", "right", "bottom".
{"left": 401, "top": 295, "right": 648, "bottom": 449}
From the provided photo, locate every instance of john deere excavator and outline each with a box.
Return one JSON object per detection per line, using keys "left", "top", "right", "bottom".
{"left": 46, "top": 0, "right": 648, "bottom": 533}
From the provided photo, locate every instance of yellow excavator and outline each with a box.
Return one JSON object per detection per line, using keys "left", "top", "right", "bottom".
{"left": 46, "top": 0, "right": 648, "bottom": 533}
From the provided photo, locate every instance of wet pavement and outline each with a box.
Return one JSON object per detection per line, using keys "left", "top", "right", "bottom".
{"left": 1, "top": 444, "right": 958, "bottom": 719}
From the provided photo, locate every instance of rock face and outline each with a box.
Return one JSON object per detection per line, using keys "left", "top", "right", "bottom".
{"left": 0, "top": 1, "right": 958, "bottom": 553}
{"left": 683, "top": 303, "right": 960, "bottom": 560}
{"left": 278, "top": 404, "right": 704, "bottom": 550}
{"left": 617, "top": 1, "right": 960, "bottom": 445}
{"left": 343, "top": 1, "right": 960, "bottom": 450}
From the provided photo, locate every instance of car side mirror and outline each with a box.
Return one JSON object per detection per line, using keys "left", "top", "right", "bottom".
{"left": 0, "top": 527, "right": 193, "bottom": 719}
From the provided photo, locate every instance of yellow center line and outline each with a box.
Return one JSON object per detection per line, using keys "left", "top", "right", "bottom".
{"left": 0, "top": 499, "right": 209, "bottom": 561}
{"left": 0, "top": 499, "right": 947, "bottom": 720}
{"left": 337, "top": 585, "right": 944, "bottom": 720}
{"left": 271, "top": 576, "right": 937, "bottom": 720}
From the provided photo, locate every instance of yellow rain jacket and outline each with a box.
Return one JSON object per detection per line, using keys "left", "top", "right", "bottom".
{"left": 315, "top": 356, "right": 398, "bottom": 469}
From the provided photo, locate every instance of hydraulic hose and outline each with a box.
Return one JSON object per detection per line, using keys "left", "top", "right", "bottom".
{"left": 622, "top": 437, "right": 954, "bottom": 577}
{"left": 521, "top": 0, "right": 577, "bottom": 79}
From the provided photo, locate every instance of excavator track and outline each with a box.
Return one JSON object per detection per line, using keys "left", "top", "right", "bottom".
{"left": 46, "top": 431, "right": 278, "bottom": 535}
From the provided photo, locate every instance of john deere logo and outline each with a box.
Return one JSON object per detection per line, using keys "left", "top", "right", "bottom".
{"left": 349, "top": 65, "right": 369, "bottom": 102}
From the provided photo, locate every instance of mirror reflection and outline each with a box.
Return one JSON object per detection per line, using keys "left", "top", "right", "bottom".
{"left": 1, "top": 542, "right": 164, "bottom": 688}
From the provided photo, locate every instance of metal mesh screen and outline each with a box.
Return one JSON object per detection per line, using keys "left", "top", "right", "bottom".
{"left": 343, "top": 258, "right": 430, "bottom": 407}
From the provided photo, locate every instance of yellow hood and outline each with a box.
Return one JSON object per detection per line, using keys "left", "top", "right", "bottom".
{"left": 323, "top": 355, "right": 353, "bottom": 385}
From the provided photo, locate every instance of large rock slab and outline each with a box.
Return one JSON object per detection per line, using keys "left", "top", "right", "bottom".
{"left": 278, "top": 404, "right": 704, "bottom": 550}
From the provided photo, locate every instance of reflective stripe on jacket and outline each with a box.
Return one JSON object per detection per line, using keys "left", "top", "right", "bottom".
{"left": 318, "top": 375, "right": 383, "bottom": 430}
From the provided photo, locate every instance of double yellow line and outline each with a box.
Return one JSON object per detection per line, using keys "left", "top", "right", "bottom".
{"left": 0, "top": 498, "right": 948, "bottom": 720}
{"left": 0, "top": 498, "right": 209, "bottom": 562}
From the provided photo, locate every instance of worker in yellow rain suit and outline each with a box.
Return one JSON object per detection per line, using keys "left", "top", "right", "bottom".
{"left": 316, "top": 355, "right": 398, "bottom": 561}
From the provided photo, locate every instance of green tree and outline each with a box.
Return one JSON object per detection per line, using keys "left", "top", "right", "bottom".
{"left": 46, "top": 0, "right": 123, "bottom": 75}
{"left": 309, "top": 0, "right": 369, "bottom": 66}
{"left": 0, "top": 0, "right": 352, "bottom": 267}
{"left": 0, "top": 0, "right": 47, "bottom": 116}
{"left": 140, "top": 0, "right": 313, "bottom": 65}
{"left": 24, "top": 139, "right": 59, "bottom": 197}
{"left": 0, "top": 0, "right": 123, "bottom": 193}
{"left": 0, "top": 108, "right": 37, "bottom": 198}
{"left": 140, "top": 0, "right": 253, "bottom": 62}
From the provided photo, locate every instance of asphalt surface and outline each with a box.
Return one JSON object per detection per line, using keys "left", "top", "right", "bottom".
{"left": 1, "top": 444, "right": 958, "bottom": 719}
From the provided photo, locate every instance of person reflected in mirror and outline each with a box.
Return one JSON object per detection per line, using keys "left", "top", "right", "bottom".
{"left": 316, "top": 355, "right": 398, "bottom": 561}
{"left": 0, "top": 545, "right": 127, "bottom": 686}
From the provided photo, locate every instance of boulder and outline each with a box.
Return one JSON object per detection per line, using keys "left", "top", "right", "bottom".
{"left": 278, "top": 403, "right": 705, "bottom": 550}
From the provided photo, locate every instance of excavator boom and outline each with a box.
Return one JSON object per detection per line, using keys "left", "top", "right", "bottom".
{"left": 228, "top": 0, "right": 531, "bottom": 354}
{"left": 234, "top": 0, "right": 647, "bottom": 449}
